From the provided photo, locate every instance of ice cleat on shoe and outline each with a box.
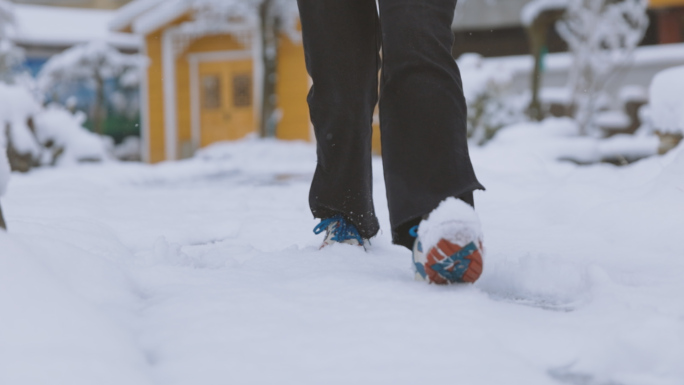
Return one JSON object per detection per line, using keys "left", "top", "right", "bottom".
{"left": 411, "top": 198, "right": 484, "bottom": 284}
{"left": 314, "top": 214, "right": 367, "bottom": 248}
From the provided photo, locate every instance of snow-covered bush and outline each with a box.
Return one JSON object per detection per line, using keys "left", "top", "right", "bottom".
{"left": 458, "top": 54, "right": 529, "bottom": 145}
{"left": 33, "top": 105, "right": 111, "bottom": 166}
{"left": 556, "top": 0, "right": 649, "bottom": 134}
{"left": 1, "top": 82, "right": 111, "bottom": 170}
{"left": 37, "top": 41, "right": 143, "bottom": 135}
{"left": 0, "top": 81, "right": 37, "bottom": 229}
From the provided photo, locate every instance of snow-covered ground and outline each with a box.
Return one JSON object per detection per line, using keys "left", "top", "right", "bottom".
{"left": 1, "top": 137, "right": 683, "bottom": 385}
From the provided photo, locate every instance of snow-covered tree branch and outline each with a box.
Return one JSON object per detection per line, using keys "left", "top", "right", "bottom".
{"left": 556, "top": 0, "right": 649, "bottom": 134}
{"left": 37, "top": 41, "right": 144, "bottom": 135}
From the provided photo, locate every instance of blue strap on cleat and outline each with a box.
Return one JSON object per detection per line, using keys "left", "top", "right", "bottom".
{"left": 409, "top": 225, "right": 419, "bottom": 238}
{"left": 314, "top": 214, "right": 365, "bottom": 246}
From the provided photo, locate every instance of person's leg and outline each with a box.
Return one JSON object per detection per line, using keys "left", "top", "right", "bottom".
{"left": 377, "top": 0, "right": 484, "bottom": 248}
{"left": 298, "top": 0, "right": 381, "bottom": 239}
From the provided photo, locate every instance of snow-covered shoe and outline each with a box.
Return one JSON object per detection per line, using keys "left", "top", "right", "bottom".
{"left": 412, "top": 198, "right": 484, "bottom": 284}
{"left": 313, "top": 214, "right": 367, "bottom": 248}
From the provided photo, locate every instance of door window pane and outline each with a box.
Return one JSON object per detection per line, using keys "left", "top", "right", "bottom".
{"left": 202, "top": 75, "right": 221, "bottom": 109}
{"left": 233, "top": 74, "right": 252, "bottom": 108}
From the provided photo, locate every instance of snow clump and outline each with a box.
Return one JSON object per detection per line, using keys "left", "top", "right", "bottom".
{"left": 457, "top": 53, "right": 528, "bottom": 144}
{"left": 418, "top": 197, "right": 483, "bottom": 252}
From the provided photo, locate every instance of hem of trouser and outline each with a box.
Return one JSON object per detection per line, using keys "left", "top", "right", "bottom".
{"left": 311, "top": 203, "right": 381, "bottom": 240}
{"left": 390, "top": 182, "right": 486, "bottom": 249}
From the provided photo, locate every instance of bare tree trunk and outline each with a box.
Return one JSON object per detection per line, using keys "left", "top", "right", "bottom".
{"left": 0, "top": 202, "right": 6, "bottom": 230}
{"left": 259, "top": 0, "right": 281, "bottom": 138}
{"left": 93, "top": 74, "right": 106, "bottom": 135}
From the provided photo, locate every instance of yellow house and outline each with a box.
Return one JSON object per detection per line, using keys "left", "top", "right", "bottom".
{"left": 109, "top": 0, "right": 312, "bottom": 163}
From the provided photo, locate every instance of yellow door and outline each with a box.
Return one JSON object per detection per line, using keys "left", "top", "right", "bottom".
{"left": 198, "top": 60, "right": 255, "bottom": 146}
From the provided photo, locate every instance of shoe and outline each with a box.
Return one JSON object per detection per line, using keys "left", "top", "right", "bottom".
{"left": 314, "top": 214, "right": 367, "bottom": 248}
{"left": 411, "top": 198, "right": 484, "bottom": 284}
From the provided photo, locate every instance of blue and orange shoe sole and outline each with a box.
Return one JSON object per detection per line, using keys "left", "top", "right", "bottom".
{"left": 414, "top": 239, "right": 483, "bottom": 284}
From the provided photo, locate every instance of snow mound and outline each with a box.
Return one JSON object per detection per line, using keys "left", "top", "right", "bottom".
{"left": 0, "top": 230, "right": 150, "bottom": 384}
{"left": 418, "top": 197, "right": 482, "bottom": 252}
{"left": 490, "top": 118, "right": 658, "bottom": 163}
{"left": 1, "top": 137, "right": 684, "bottom": 383}
{"left": 649, "top": 65, "right": 684, "bottom": 134}
{"left": 594, "top": 110, "right": 630, "bottom": 129}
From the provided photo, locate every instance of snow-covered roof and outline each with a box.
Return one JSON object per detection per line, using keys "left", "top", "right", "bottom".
{"left": 132, "top": 0, "right": 189, "bottom": 35}
{"left": 108, "top": 0, "right": 165, "bottom": 32}
{"left": 109, "top": 0, "right": 192, "bottom": 36}
{"left": 12, "top": 4, "right": 141, "bottom": 50}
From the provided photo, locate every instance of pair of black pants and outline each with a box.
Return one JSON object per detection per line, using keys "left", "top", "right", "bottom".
{"left": 299, "top": 0, "right": 484, "bottom": 249}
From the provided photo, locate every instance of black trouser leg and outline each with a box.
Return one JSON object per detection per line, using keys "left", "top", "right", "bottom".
{"left": 299, "top": 0, "right": 484, "bottom": 246}
{"left": 377, "top": 0, "right": 484, "bottom": 248}
{"left": 298, "top": 0, "right": 381, "bottom": 239}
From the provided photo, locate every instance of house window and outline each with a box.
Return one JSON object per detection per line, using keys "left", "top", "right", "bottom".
{"left": 233, "top": 74, "right": 252, "bottom": 107}
{"left": 202, "top": 75, "right": 221, "bottom": 109}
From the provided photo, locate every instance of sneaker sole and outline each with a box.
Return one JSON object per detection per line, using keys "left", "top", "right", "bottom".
{"left": 424, "top": 239, "right": 483, "bottom": 284}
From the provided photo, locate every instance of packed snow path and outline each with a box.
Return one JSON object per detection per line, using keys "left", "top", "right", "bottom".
{"left": 1, "top": 138, "right": 683, "bottom": 385}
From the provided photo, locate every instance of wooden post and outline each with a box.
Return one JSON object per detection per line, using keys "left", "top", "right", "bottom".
{"left": 259, "top": 0, "right": 282, "bottom": 138}
{"left": 93, "top": 73, "right": 106, "bottom": 135}
{"left": 525, "top": 9, "right": 565, "bottom": 121}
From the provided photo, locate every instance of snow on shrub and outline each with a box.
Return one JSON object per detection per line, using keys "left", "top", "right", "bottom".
{"left": 458, "top": 53, "right": 529, "bottom": 145}
{"left": 649, "top": 65, "right": 684, "bottom": 135}
{"left": 556, "top": 0, "right": 649, "bottom": 134}
{"left": 490, "top": 117, "right": 658, "bottom": 164}
{"left": 0, "top": 83, "right": 42, "bottom": 165}
{"left": 33, "top": 105, "right": 111, "bottom": 166}
{"left": 1, "top": 82, "right": 111, "bottom": 169}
